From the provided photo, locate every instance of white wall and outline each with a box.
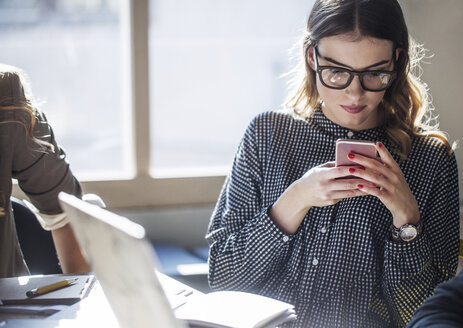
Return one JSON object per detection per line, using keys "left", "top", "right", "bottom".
{"left": 400, "top": 0, "right": 463, "bottom": 198}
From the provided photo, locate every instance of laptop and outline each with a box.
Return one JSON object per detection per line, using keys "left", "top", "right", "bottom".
{"left": 57, "top": 192, "right": 188, "bottom": 328}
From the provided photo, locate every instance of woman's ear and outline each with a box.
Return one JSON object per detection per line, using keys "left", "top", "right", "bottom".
{"left": 307, "top": 47, "right": 316, "bottom": 70}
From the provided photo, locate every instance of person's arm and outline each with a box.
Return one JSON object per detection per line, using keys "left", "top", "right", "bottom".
{"left": 206, "top": 115, "right": 295, "bottom": 291}
{"left": 344, "top": 140, "right": 459, "bottom": 326}
{"left": 381, "top": 149, "right": 460, "bottom": 326}
{"left": 13, "top": 110, "right": 89, "bottom": 273}
{"left": 52, "top": 224, "right": 90, "bottom": 273}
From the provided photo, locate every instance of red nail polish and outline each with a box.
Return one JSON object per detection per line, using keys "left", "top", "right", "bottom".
{"left": 358, "top": 184, "right": 363, "bottom": 189}
{"left": 349, "top": 168, "right": 355, "bottom": 174}
{"left": 373, "top": 183, "right": 377, "bottom": 187}
{"left": 348, "top": 153, "right": 355, "bottom": 159}
{"left": 377, "top": 142, "right": 383, "bottom": 148}
{"left": 358, "top": 166, "right": 366, "bottom": 170}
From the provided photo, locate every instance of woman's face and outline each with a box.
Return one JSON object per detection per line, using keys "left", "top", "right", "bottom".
{"left": 308, "top": 35, "right": 395, "bottom": 131}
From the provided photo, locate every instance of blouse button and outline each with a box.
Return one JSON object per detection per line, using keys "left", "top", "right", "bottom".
{"left": 320, "top": 227, "right": 327, "bottom": 234}
{"left": 312, "top": 258, "right": 319, "bottom": 266}
{"left": 347, "top": 131, "right": 354, "bottom": 138}
{"left": 282, "top": 236, "right": 289, "bottom": 242}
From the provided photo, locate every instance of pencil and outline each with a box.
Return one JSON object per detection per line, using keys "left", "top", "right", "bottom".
{"left": 26, "top": 278, "right": 78, "bottom": 298}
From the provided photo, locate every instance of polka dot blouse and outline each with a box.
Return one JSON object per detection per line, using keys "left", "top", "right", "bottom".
{"left": 206, "top": 108, "right": 460, "bottom": 328}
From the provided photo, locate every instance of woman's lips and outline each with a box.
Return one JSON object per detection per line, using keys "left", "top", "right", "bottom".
{"left": 341, "top": 105, "right": 366, "bottom": 114}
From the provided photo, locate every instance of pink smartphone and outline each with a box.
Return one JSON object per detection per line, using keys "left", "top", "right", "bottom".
{"left": 335, "top": 139, "right": 378, "bottom": 167}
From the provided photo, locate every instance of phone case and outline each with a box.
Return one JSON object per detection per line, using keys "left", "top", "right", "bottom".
{"left": 335, "top": 139, "right": 377, "bottom": 167}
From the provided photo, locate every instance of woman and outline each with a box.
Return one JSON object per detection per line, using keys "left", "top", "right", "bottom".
{"left": 206, "top": 0, "right": 460, "bottom": 327}
{"left": 0, "top": 64, "right": 89, "bottom": 277}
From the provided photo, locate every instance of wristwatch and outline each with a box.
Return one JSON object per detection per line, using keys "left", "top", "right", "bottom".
{"left": 391, "top": 221, "right": 422, "bottom": 242}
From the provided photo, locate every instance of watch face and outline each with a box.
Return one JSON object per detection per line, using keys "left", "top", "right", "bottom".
{"left": 400, "top": 226, "right": 418, "bottom": 242}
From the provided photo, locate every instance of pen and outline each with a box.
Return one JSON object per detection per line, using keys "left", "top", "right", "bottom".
{"left": 26, "top": 278, "right": 78, "bottom": 298}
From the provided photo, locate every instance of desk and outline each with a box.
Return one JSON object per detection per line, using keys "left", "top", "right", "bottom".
{"left": 0, "top": 273, "right": 200, "bottom": 327}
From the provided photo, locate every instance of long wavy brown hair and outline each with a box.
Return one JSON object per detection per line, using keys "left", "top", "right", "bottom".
{"left": 0, "top": 68, "right": 41, "bottom": 140}
{"left": 285, "top": 0, "right": 452, "bottom": 158}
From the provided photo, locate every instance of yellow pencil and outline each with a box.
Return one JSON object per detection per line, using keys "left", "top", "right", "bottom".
{"left": 26, "top": 278, "right": 78, "bottom": 298}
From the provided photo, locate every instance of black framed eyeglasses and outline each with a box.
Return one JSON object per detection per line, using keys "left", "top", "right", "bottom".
{"left": 313, "top": 47, "right": 397, "bottom": 92}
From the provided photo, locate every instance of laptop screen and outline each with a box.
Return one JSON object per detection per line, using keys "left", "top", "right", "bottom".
{"left": 58, "top": 192, "right": 186, "bottom": 328}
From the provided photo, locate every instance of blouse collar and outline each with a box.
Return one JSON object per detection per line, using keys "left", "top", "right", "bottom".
{"left": 307, "top": 107, "right": 386, "bottom": 142}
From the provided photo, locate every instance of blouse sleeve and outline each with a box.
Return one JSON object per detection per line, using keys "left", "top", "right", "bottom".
{"left": 382, "top": 149, "right": 460, "bottom": 327}
{"left": 12, "top": 110, "right": 82, "bottom": 215}
{"left": 206, "top": 116, "right": 295, "bottom": 291}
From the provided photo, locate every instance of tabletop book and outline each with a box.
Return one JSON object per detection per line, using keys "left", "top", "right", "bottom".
{"left": 174, "top": 290, "right": 296, "bottom": 328}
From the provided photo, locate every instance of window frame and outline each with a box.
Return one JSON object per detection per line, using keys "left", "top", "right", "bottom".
{"left": 12, "top": 0, "right": 225, "bottom": 209}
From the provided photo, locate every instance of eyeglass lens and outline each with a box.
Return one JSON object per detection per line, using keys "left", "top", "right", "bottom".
{"left": 320, "top": 68, "right": 394, "bottom": 91}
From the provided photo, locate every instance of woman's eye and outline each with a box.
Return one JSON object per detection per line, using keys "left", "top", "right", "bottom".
{"left": 366, "top": 72, "right": 383, "bottom": 77}
{"left": 328, "top": 68, "right": 345, "bottom": 74}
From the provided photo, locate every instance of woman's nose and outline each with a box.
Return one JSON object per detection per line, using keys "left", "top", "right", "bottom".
{"left": 345, "top": 75, "right": 365, "bottom": 98}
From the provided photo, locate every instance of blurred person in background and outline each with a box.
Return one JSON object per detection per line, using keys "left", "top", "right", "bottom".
{"left": 407, "top": 271, "right": 463, "bottom": 327}
{"left": 0, "top": 64, "right": 89, "bottom": 277}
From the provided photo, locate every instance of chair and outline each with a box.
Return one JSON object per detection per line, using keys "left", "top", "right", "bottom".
{"left": 11, "top": 197, "right": 62, "bottom": 275}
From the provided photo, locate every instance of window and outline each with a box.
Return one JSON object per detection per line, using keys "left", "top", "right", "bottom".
{"left": 0, "top": 0, "right": 130, "bottom": 180}
{"left": 149, "top": 0, "right": 313, "bottom": 177}
{"left": 7, "top": 0, "right": 314, "bottom": 207}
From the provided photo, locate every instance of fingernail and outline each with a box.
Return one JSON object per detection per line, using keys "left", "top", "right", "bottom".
{"left": 349, "top": 168, "right": 355, "bottom": 174}
{"left": 373, "top": 183, "right": 377, "bottom": 187}
{"left": 348, "top": 153, "right": 355, "bottom": 159}
{"left": 377, "top": 142, "right": 383, "bottom": 148}
{"left": 358, "top": 166, "right": 366, "bottom": 170}
{"left": 358, "top": 184, "right": 364, "bottom": 189}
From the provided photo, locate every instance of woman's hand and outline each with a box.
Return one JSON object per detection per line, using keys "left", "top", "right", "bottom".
{"left": 296, "top": 161, "right": 373, "bottom": 208}
{"left": 347, "top": 142, "right": 420, "bottom": 227}
{"left": 269, "top": 161, "right": 373, "bottom": 234}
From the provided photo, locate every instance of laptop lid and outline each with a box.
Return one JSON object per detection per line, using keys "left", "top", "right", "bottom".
{"left": 58, "top": 192, "right": 186, "bottom": 328}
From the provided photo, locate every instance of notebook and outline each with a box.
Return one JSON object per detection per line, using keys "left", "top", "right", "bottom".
{"left": 0, "top": 275, "right": 94, "bottom": 305}
{"left": 58, "top": 192, "right": 296, "bottom": 328}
